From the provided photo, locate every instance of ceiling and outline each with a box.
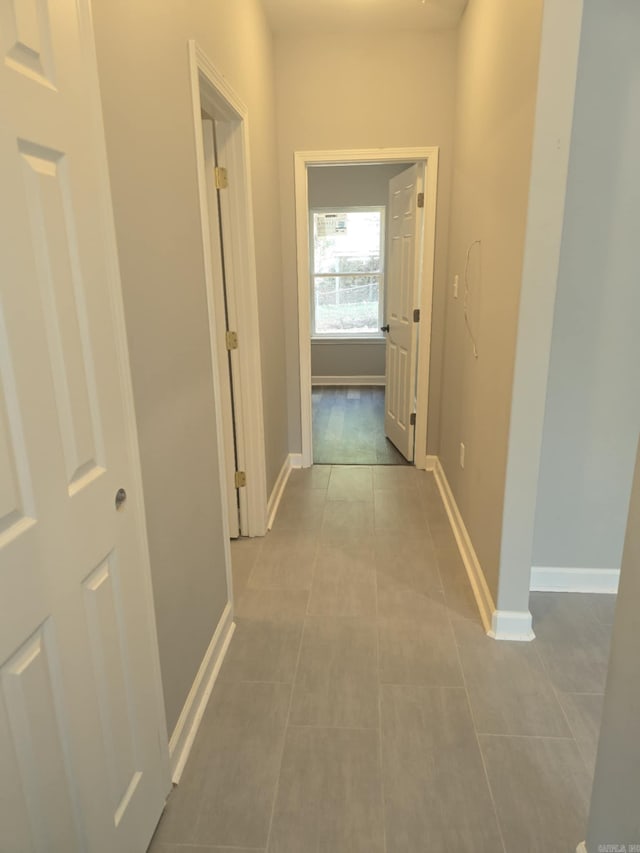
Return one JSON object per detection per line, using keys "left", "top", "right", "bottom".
{"left": 261, "top": 0, "right": 469, "bottom": 35}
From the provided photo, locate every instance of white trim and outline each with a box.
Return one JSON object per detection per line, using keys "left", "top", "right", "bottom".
{"left": 424, "top": 454, "right": 438, "bottom": 472}
{"left": 412, "top": 152, "right": 438, "bottom": 471}
{"left": 201, "top": 119, "right": 240, "bottom": 538}
{"left": 290, "top": 453, "right": 304, "bottom": 468}
{"left": 431, "top": 458, "right": 535, "bottom": 641}
{"left": 189, "top": 41, "right": 268, "bottom": 537}
{"left": 489, "top": 610, "right": 535, "bottom": 642}
{"left": 267, "top": 454, "right": 294, "bottom": 530}
{"left": 531, "top": 566, "right": 620, "bottom": 594}
{"left": 312, "top": 375, "right": 385, "bottom": 386}
{"left": 169, "top": 604, "right": 235, "bottom": 784}
{"left": 431, "top": 458, "right": 495, "bottom": 635}
{"left": 576, "top": 843, "right": 587, "bottom": 853}
{"left": 294, "top": 147, "right": 439, "bottom": 471}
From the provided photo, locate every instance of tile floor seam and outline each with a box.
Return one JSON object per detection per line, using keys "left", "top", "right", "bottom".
{"left": 286, "top": 723, "right": 380, "bottom": 732}
{"left": 425, "top": 510, "right": 456, "bottom": 608}
{"left": 561, "top": 690, "right": 606, "bottom": 697}
{"left": 447, "top": 595, "right": 509, "bottom": 853}
{"left": 242, "top": 542, "right": 266, "bottom": 591}
{"left": 373, "top": 535, "right": 389, "bottom": 853}
{"left": 221, "top": 680, "right": 296, "bottom": 686}
{"left": 262, "top": 508, "right": 321, "bottom": 853}
{"left": 529, "top": 622, "right": 587, "bottom": 742}
{"left": 534, "top": 643, "right": 594, "bottom": 777}
{"left": 477, "top": 732, "right": 583, "bottom": 741}
{"left": 166, "top": 847, "right": 265, "bottom": 851}
{"left": 377, "top": 681, "right": 467, "bottom": 689}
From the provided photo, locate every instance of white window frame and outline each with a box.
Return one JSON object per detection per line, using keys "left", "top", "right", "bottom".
{"left": 309, "top": 205, "right": 386, "bottom": 341}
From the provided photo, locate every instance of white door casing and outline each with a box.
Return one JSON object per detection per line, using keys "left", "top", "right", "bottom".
{"left": 189, "top": 41, "right": 267, "bottom": 537}
{"left": 293, "top": 148, "right": 438, "bottom": 470}
{"left": 383, "top": 164, "right": 424, "bottom": 461}
{"left": 202, "top": 119, "right": 240, "bottom": 539}
{"left": 0, "top": 0, "right": 170, "bottom": 850}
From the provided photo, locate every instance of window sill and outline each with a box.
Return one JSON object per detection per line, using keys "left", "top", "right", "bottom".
{"left": 311, "top": 336, "right": 385, "bottom": 344}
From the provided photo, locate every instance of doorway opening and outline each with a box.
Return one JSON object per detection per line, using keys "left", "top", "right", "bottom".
{"left": 189, "top": 41, "right": 268, "bottom": 543}
{"left": 295, "top": 149, "right": 439, "bottom": 469}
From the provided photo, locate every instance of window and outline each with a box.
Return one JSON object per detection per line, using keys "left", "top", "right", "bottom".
{"left": 310, "top": 207, "right": 385, "bottom": 338}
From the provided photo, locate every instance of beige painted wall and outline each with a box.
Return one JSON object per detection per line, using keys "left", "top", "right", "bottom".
{"left": 275, "top": 30, "right": 457, "bottom": 453}
{"left": 91, "top": 0, "right": 287, "bottom": 733}
{"left": 439, "top": 0, "right": 544, "bottom": 600}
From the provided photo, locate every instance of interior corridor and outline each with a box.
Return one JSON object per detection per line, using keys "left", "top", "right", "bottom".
{"left": 148, "top": 465, "right": 613, "bottom": 853}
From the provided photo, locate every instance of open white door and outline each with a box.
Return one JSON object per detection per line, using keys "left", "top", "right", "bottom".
{"left": 0, "top": 1, "right": 170, "bottom": 850}
{"left": 202, "top": 119, "right": 240, "bottom": 538}
{"left": 383, "top": 164, "right": 424, "bottom": 462}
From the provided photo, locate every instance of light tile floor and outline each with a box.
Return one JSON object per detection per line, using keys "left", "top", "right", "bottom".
{"left": 148, "top": 465, "right": 615, "bottom": 853}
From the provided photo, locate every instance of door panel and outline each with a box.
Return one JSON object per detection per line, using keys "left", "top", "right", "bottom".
{"left": 82, "top": 556, "right": 141, "bottom": 823}
{"left": 0, "top": 0, "right": 169, "bottom": 849}
{"left": 384, "top": 164, "right": 423, "bottom": 461}
{"left": 1, "top": 622, "right": 82, "bottom": 852}
{"left": 18, "top": 141, "right": 106, "bottom": 492}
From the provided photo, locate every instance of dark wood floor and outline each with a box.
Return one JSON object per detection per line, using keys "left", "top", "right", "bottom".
{"left": 312, "top": 386, "right": 410, "bottom": 465}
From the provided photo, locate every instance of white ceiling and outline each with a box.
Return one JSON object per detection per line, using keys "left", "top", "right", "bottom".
{"left": 261, "top": 0, "right": 469, "bottom": 35}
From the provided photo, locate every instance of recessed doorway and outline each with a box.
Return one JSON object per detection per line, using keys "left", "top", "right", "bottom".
{"left": 295, "top": 148, "right": 439, "bottom": 469}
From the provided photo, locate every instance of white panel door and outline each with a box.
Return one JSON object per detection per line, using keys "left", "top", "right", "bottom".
{"left": 201, "top": 119, "right": 240, "bottom": 538}
{"left": 0, "top": 1, "right": 170, "bottom": 851}
{"left": 383, "top": 164, "right": 423, "bottom": 461}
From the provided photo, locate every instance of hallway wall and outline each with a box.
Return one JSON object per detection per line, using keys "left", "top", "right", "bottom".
{"left": 91, "top": 0, "right": 287, "bottom": 734}
{"left": 532, "top": 0, "right": 640, "bottom": 574}
{"left": 439, "top": 0, "right": 544, "bottom": 600}
{"left": 274, "top": 29, "right": 457, "bottom": 456}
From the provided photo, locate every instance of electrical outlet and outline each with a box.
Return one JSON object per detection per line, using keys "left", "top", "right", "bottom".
{"left": 453, "top": 274, "right": 459, "bottom": 299}
{"left": 459, "top": 442, "right": 465, "bottom": 468}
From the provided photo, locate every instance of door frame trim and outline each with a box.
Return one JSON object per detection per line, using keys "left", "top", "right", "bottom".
{"left": 294, "top": 147, "right": 439, "bottom": 469}
{"left": 188, "top": 41, "right": 268, "bottom": 538}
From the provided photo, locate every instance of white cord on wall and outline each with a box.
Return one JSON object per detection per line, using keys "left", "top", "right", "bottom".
{"left": 464, "top": 239, "right": 481, "bottom": 359}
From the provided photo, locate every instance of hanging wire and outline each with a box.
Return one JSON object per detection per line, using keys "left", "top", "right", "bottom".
{"left": 464, "top": 240, "right": 481, "bottom": 359}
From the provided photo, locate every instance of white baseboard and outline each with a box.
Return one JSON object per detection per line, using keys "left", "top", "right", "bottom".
{"left": 489, "top": 609, "right": 535, "bottom": 641}
{"left": 531, "top": 566, "right": 619, "bottom": 594}
{"left": 267, "top": 453, "right": 296, "bottom": 530}
{"left": 431, "top": 458, "right": 496, "bottom": 635}
{"left": 431, "top": 458, "right": 534, "bottom": 641}
{"left": 289, "top": 453, "right": 303, "bottom": 468}
{"left": 169, "top": 603, "right": 235, "bottom": 783}
{"left": 576, "top": 843, "right": 587, "bottom": 853}
{"left": 311, "top": 375, "right": 385, "bottom": 386}
{"left": 424, "top": 454, "right": 437, "bottom": 472}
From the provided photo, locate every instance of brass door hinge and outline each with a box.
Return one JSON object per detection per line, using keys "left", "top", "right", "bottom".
{"left": 226, "top": 330, "right": 238, "bottom": 350}
{"left": 410, "top": 412, "right": 416, "bottom": 426}
{"left": 215, "top": 166, "right": 228, "bottom": 189}
{"left": 417, "top": 192, "right": 425, "bottom": 208}
{"left": 413, "top": 308, "right": 420, "bottom": 323}
{"left": 235, "top": 471, "right": 246, "bottom": 488}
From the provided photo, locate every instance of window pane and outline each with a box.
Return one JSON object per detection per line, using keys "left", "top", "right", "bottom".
{"left": 313, "top": 211, "right": 382, "bottom": 275}
{"left": 312, "top": 209, "right": 384, "bottom": 336}
{"left": 314, "top": 275, "right": 380, "bottom": 335}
